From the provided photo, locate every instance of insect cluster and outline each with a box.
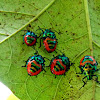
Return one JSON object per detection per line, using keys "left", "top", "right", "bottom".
{"left": 22, "top": 27, "right": 100, "bottom": 89}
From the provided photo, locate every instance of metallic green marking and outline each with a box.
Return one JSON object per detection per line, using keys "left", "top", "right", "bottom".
{"left": 31, "top": 62, "right": 40, "bottom": 71}
{"left": 54, "top": 61, "right": 64, "bottom": 71}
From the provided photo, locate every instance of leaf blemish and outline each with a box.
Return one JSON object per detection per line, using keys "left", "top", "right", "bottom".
{"left": 29, "top": 24, "right": 31, "bottom": 27}
{"left": 72, "top": 33, "right": 75, "bottom": 35}
{"left": 58, "top": 12, "right": 60, "bottom": 14}
{"left": 34, "top": 19, "right": 38, "bottom": 21}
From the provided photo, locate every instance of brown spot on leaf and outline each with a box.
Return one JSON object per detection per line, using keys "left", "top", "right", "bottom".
{"left": 91, "top": 98, "right": 93, "bottom": 100}
{"left": 79, "top": 1, "right": 82, "bottom": 4}
{"left": 34, "top": 19, "right": 38, "bottom": 21}
{"left": 77, "top": 75, "right": 79, "bottom": 77}
{"left": 58, "top": 12, "right": 60, "bottom": 14}
{"left": 90, "top": 49, "right": 93, "bottom": 51}
{"left": 29, "top": 24, "right": 31, "bottom": 27}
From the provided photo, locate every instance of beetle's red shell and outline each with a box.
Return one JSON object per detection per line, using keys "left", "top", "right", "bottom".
{"left": 43, "top": 37, "right": 57, "bottom": 53}
{"left": 27, "top": 60, "right": 42, "bottom": 76}
{"left": 24, "top": 35, "right": 36, "bottom": 46}
{"left": 80, "top": 55, "right": 96, "bottom": 68}
{"left": 50, "top": 59, "right": 67, "bottom": 75}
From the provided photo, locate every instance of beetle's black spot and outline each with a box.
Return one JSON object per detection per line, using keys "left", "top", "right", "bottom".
{"left": 66, "top": 31, "right": 68, "bottom": 32}
{"left": 22, "top": 6, "right": 24, "bottom": 7}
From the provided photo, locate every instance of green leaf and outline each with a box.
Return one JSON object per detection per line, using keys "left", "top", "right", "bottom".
{"left": 0, "top": 0, "right": 100, "bottom": 100}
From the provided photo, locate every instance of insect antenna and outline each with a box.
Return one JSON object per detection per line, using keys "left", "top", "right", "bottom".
{"left": 43, "top": 57, "right": 50, "bottom": 61}
{"left": 34, "top": 50, "right": 39, "bottom": 55}
{"left": 96, "top": 80, "right": 100, "bottom": 84}
{"left": 55, "top": 48, "right": 64, "bottom": 54}
{"left": 35, "top": 26, "right": 44, "bottom": 38}
{"left": 43, "top": 68, "right": 46, "bottom": 72}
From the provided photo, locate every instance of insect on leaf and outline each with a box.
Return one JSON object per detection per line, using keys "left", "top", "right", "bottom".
{"left": 0, "top": 0, "right": 100, "bottom": 100}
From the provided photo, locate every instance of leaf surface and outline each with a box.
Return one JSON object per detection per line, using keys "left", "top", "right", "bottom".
{"left": 0, "top": 0, "right": 100, "bottom": 100}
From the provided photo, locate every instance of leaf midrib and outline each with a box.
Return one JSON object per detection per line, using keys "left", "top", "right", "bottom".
{"left": 84, "top": 0, "right": 95, "bottom": 100}
{"left": 0, "top": 0, "right": 55, "bottom": 44}
{"left": 84, "top": 0, "right": 93, "bottom": 56}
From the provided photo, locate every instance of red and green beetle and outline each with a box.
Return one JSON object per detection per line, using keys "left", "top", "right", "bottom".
{"left": 22, "top": 55, "right": 45, "bottom": 76}
{"left": 39, "top": 28, "right": 57, "bottom": 53}
{"left": 78, "top": 55, "right": 100, "bottom": 89}
{"left": 50, "top": 54, "right": 71, "bottom": 76}
{"left": 23, "top": 31, "right": 37, "bottom": 46}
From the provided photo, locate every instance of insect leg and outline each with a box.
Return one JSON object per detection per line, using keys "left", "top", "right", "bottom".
{"left": 39, "top": 37, "right": 42, "bottom": 48}
{"left": 22, "top": 66, "right": 26, "bottom": 67}
{"left": 54, "top": 50, "right": 57, "bottom": 53}
{"left": 55, "top": 48, "right": 64, "bottom": 54}
{"left": 21, "top": 34, "right": 25, "bottom": 36}
{"left": 32, "top": 46, "right": 35, "bottom": 49}
{"left": 28, "top": 73, "right": 32, "bottom": 76}
{"left": 92, "top": 75, "right": 100, "bottom": 84}
{"left": 22, "top": 56, "right": 32, "bottom": 67}
{"left": 34, "top": 50, "right": 39, "bottom": 55}
{"left": 96, "top": 68, "right": 100, "bottom": 72}
{"left": 42, "top": 67, "right": 46, "bottom": 72}
{"left": 79, "top": 76, "right": 87, "bottom": 90}
{"left": 43, "top": 57, "right": 50, "bottom": 61}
